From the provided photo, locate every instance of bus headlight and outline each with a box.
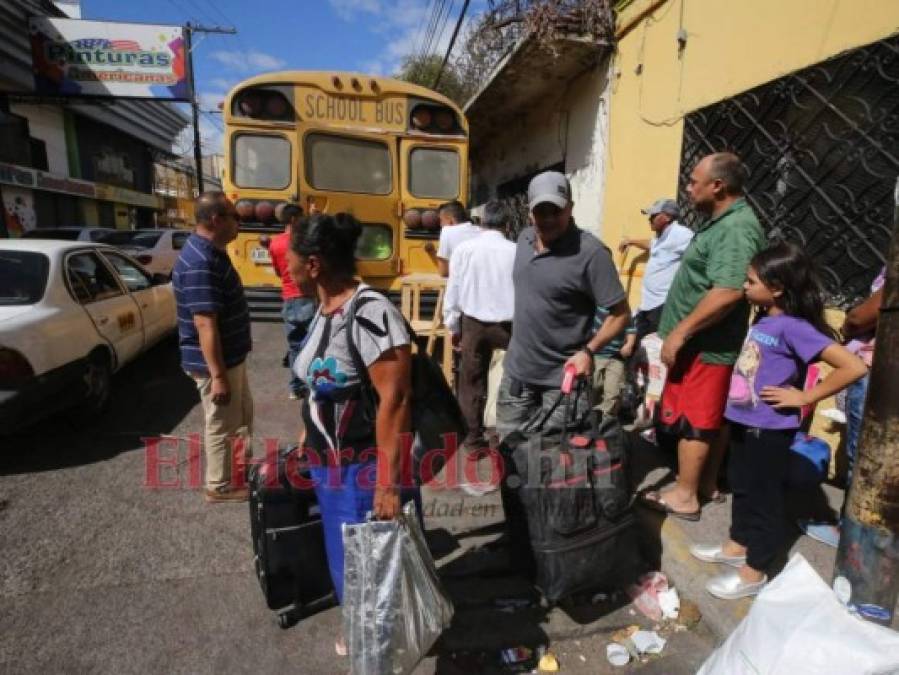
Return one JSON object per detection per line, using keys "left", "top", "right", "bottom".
{"left": 403, "top": 209, "right": 422, "bottom": 229}
{"left": 255, "top": 201, "right": 275, "bottom": 223}
{"left": 236, "top": 200, "right": 255, "bottom": 221}
{"left": 421, "top": 209, "right": 439, "bottom": 230}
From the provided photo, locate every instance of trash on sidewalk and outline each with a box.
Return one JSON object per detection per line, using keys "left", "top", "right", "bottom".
{"left": 627, "top": 571, "right": 670, "bottom": 621}
{"left": 677, "top": 599, "right": 702, "bottom": 629}
{"left": 698, "top": 554, "right": 899, "bottom": 675}
{"left": 498, "top": 646, "right": 537, "bottom": 671}
{"left": 820, "top": 407, "right": 847, "bottom": 425}
{"left": 611, "top": 624, "right": 640, "bottom": 643}
{"left": 658, "top": 586, "right": 680, "bottom": 620}
{"left": 537, "top": 651, "right": 560, "bottom": 672}
{"left": 631, "top": 630, "right": 667, "bottom": 655}
{"left": 606, "top": 643, "right": 631, "bottom": 667}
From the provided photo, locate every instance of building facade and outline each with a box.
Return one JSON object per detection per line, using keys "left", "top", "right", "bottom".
{"left": 606, "top": 0, "right": 899, "bottom": 309}
{"left": 465, "top": 34, "right": 613, "bottom": 237}
{"left": 0, "top": 0, "right": 189, "bottom": 236}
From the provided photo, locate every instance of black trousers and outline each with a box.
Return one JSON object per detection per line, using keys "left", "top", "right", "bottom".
{"left": 458, "top": 314, "right": 512, "bottom": 445}
{"left": 728, "top": 423, "right": 794, "bottom": 571}
{"left": 635, "top": 305, "right": 664, "bottom": 345}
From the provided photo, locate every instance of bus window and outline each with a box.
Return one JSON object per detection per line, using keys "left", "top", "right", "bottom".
{"left": 356, "top": 224, "right": 393, "bottom": 260}
{"left": 305, "top": 133, "right": 391, "bottom": 195}
{"left": 233, "top": 134, "right": 291, "bottom": 189}
{"left": 409, "top": 147, "right": 459, "bottom": 199}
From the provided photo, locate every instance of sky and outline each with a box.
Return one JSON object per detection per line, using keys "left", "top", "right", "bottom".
{"left": 79, "top": 0, "right": 488, "bottom": 156}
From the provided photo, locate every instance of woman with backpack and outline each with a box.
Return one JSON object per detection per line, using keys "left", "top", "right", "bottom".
{"left": 287, "top": 212, "right": 419, "bottom": 654}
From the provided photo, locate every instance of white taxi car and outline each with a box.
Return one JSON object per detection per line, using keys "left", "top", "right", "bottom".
{"left": 0, "top": 239, "right": 177, "bottom": 430}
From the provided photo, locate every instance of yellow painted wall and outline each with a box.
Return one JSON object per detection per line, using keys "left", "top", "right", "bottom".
{"left": 605, "top": 0, "right": 899, "bottom": 267}
{"left": 604, "top": 0, "right": 899, "bottom": 473}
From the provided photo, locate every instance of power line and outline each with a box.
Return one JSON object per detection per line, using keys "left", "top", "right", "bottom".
{"left": 433, "top": 0, "right": 470, "bottom": 88}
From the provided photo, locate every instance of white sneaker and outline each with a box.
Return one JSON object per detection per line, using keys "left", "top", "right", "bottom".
{"left": 706, "top": 569, "right": 766, "bottom": 600}
{"left": 690, "top": 543, "right": 746, "bottom": 567}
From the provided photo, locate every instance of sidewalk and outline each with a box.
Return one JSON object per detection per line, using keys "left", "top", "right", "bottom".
{"left": 630, "top": 431, "right": 844, "bottom": 640}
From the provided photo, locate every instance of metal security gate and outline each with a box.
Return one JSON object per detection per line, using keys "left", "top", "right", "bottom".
{"left": 678, "top": 36, "right": 899, "bottom": 307}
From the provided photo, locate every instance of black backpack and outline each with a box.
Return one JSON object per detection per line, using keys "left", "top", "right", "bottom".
{"left": 344, "top": 289, "right": 467, "bottom": 483}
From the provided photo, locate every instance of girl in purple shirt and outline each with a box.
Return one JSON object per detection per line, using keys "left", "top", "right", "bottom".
{"left": 690, "top": 242, "right": 866, "bottom": 601}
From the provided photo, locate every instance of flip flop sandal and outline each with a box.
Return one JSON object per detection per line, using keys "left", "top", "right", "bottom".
{"left": 701, "top": 492, "right": 727, "bottom": 505}
{"left": 640, "top": 492, "right": 701, "bottom": 522}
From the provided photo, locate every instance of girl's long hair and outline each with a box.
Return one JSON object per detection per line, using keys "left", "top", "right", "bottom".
{"left": 750, "top": 242, "right": 837, "bottom": 339}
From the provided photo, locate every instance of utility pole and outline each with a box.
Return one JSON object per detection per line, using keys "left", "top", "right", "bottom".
{"left": 184, "top": 23, "right": 236, "bottom": 195}
{"left": 834, "top": 176, "right": 899, "bottom": 625}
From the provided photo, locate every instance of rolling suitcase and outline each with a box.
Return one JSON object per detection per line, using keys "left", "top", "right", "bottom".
{"left": 248, "top": 445, "right": 336, "bottom": 628}
{"left": 499, "top": 385, "right": 641, "bottom": 602}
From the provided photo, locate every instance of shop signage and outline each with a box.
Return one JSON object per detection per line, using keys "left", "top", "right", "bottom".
{"left": 29, "top": 18, "right": 189, "bottom": 101}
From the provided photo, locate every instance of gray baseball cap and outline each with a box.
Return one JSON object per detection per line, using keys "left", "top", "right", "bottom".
{"left": 528, "top": 171, "right": 571, "bottom": 211}
{"left": 641, "top": 198, "right": 679, "bottom": 218}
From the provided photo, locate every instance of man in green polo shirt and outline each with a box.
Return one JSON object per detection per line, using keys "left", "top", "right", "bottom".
{"left": 642, "top": 152, "right": 765, "bottom": 521}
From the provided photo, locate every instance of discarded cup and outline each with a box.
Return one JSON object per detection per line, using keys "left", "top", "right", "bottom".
{"left": 606, "top": 643, "right": 630, "bottom": 667}
{"left": 631, "top": 630, "right": 667, "bottom": 655}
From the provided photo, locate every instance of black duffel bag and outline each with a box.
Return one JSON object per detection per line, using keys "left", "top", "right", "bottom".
{"left": 500, "top": 386, "right": 640, "bottom": 602}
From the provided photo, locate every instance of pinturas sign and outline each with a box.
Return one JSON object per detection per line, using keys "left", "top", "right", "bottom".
{"left": 29, "top": 18, "right": 189, "bottom": 101}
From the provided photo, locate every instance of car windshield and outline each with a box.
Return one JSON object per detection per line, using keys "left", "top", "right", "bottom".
{"left": 21, "top": 229, "right": 81, "bottom": 240}
{"left": 0, "top": 251, "right": 50, "bottom": 305}
{"left": 93, "top": 230, "right": 134, "bottom": 245}
{"left": 124, "top": 231, "right": 163, "bottom": 248}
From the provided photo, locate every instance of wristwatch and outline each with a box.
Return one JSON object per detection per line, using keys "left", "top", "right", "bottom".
{"left": 581, "top": 344, "right": 596, "bottom": 358}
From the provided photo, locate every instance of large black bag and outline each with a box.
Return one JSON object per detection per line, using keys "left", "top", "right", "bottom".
{"left": 345, "top": 289, "right": 467, "bottom": 482}
{"left": 499, "top": 388, "right": 640, "bottom": 602}
{"left": 247, "top": 445, "right": 336, "bottom": 628}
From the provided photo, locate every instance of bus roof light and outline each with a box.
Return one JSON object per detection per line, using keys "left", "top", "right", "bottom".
{"left": 332, "top": 76, "right": 343, "bottom": 90}
{"left": 370, "top": 79, "right": 380, "bottom": 93}
{"left": 411, "top": 106, "right": 432, "bottom": 130}
{"left": 351, "top": 78, "right": 362, "bottom": 92}
{"left": 435, "top": 109, "right": 454, "bottom": 131}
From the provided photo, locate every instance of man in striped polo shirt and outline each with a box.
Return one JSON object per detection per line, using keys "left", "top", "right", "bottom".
{"left": 173, "top": 192, "right": 253, "bottom": 503}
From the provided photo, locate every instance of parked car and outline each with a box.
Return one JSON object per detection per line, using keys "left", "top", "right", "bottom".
{"left": 0, "top": 239, "right": 177, "bottom": 431}
{"left": 21, "top": 227, "right": 133, "bottom": 244}
{"left": 116, "top": 229, "right": 191, "bottom": 277}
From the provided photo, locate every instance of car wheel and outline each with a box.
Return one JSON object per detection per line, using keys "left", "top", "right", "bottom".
{"left": 79, "top": 352, "right": 112, "bottom": 416}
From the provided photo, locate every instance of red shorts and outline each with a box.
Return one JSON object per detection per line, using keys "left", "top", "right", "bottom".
{"left": 657, "top": 350, "right": 733, "bottom": 439}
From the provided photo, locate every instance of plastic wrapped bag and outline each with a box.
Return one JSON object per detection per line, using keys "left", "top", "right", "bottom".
{"left": 342, "top": 501, "right": 454, "bottom": 675}
{"left": 698, "top": 553, "right": 899, "bottom": 674}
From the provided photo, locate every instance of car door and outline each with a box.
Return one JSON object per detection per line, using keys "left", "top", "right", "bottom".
{"left": 65, "top": 251, "right": 144, "bottom": 367}
{"left": 99, "top": 251, "right": 171, "bottom": 346}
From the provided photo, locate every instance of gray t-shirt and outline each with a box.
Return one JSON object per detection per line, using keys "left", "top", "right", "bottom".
{"left": 294, "top": 284, "right": 410, "bottom": 452}
{"left": 504, "top": 225, "right": 626, "bottom": 387}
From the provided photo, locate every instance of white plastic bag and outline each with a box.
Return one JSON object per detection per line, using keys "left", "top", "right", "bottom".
{"left": 698, "top": 553, "right": 899, "bottom": 675}
{"left": 342, "top": 501, "right": 454, "bottom": 675}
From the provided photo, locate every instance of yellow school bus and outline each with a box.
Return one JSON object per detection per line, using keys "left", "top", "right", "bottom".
{"left": 221, "top": 71, "right": 469, "bottom": 294}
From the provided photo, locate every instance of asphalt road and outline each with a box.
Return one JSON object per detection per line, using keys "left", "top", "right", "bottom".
{"left": 0, "top": 322, "right": 715, "bottom": 674}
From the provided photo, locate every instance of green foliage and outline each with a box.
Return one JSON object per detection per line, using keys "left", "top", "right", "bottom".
{"left": 396, "top": 53, "right": 473, "bottom": 106}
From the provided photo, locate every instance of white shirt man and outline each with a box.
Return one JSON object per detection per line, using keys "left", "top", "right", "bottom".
{"left": 442, "top": 201, "right": 515, "bottom": 449}
{"left": 619, "top": 198, "right": 693, "bottom": 342}
{"left": 436, "top": 200, "right": 480, "bottom": 277}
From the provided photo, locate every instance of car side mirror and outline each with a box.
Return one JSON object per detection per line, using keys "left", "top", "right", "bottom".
{"left": 151, "top": 273, "right": 170, "bottom": 286}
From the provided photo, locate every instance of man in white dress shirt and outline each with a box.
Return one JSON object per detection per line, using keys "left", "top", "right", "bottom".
{"left": 436, "top": 200, "right": 481, "bottom": 277}
{"left": 619, "top": 198, "right": 694, "bottom": 343}
{"left": 444, "top": 200, "right": 516, "bottom": 450}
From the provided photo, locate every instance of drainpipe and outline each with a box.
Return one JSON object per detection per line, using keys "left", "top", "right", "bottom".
{"left": 833, "top": 176, "right": 899, "bottom": 625}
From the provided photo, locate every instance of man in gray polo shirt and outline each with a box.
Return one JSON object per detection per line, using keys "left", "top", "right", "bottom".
{"left": 497, "top": 171, "right": 631, "bottom": 439}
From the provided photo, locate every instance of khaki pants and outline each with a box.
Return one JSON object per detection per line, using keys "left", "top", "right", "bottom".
{"left": 592, "top": 355, "right": 626, "bottom": 417}
{"left": 192, "top": 360, "right": 254, "bottom": 490}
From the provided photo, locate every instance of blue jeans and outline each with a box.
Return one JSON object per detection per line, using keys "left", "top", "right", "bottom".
{"left": 309, "top": 461, "right": 422, "bottom": 603}
{"left": 845, "top": 372, "right": 869, "bottom": 486}
{"left": 282, "top": 297, "right": 316, "bottom": 394}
